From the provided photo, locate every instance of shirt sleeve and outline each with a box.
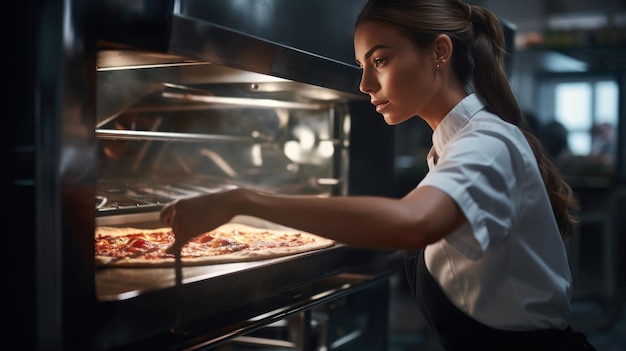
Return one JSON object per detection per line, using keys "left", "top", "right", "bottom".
{"left": 418, "top": 129, "right": 518, "bottom": 260}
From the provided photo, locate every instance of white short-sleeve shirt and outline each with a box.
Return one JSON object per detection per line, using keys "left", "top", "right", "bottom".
{"left": 417, "top": 93, "right": 573, "bottom": 331}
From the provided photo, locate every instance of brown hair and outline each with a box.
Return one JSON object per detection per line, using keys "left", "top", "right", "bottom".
{"left": 355, "top": 0, "right": 578, "bottom": 238}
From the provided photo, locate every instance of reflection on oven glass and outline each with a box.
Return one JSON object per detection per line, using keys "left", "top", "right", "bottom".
{"left": 96, "top": 63, "right": 350, "bottom": 213}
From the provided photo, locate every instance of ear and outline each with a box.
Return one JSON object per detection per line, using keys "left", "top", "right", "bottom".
{"left": 433, "top": 34, "right": 453, "bottom": 68}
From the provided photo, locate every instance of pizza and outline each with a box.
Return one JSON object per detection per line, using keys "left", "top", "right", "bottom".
{"left": 95, "top": 223, "right": 335, "bottom": 267}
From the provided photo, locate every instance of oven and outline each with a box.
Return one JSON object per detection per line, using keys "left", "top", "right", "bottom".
{"left": 9, "top": 1, "right": 402, "bottom": 350}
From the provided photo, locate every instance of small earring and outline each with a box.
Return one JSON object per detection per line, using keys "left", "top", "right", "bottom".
{"left": 436, "top": 64, "right": 440, "bottom": 69}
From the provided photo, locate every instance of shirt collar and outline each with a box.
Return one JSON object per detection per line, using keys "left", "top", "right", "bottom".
{"left": 431, "top": 93, "right": 485, "bottom": 157}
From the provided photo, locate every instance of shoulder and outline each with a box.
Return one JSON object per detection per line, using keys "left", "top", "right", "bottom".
{"left": 451, "top": 111, "right": 531, "bottom": 161}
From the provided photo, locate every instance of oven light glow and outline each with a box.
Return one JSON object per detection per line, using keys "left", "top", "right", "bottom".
{"left": 117, "top": 291, "right": 142, "bottom": 300}
{"left": 318, "top": 140, "right": 335, "bottom": 158}
{"left": 163, "top": 92, "right": 326, "bottom": 110}
{"left": 294, "top": 127, "right": 316, "bottom": 151}
{"left": 284, "top": 141, "right": 302, "bottom": 163}
{"left": 251, "top": 144, "right": 263, "bottom": 166}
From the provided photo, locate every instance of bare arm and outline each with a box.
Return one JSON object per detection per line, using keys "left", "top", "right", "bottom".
{"left": 161, "top": 186, "right": 466, "bottom": 252}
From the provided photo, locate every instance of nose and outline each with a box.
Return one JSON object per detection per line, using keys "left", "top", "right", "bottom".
{"left": 359, "top": 67, "right": 378, "bottom": 94}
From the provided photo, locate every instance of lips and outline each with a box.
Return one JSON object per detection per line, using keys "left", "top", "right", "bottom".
{"left": 371, "top": 100, "right": 390, "bottom": 113}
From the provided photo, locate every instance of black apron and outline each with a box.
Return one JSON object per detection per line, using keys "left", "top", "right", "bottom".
{"left": 404, "top": 249, "right": 596, "bottom": 351}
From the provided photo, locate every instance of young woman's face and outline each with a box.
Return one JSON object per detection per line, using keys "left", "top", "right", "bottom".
{"left": 354, "top": 21, "right": 439, "bottom": 125}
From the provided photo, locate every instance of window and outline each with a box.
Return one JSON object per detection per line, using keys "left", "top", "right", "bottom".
{"left": 555, "top": 82, "right": 592, "bottom": 154}
{"left": 552, "top": 79, "right": 618, "bottom": 156}
{"left": 535, "top": 75, "right": 619, "bottom": 178}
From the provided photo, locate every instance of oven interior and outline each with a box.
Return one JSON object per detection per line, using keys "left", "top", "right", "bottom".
{"left": 96, "top": 48, "right": 358, "bottom": 214}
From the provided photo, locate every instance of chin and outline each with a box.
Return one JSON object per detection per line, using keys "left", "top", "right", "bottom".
{"left": 383, "top": 114, "right": 409, "bottom": 126}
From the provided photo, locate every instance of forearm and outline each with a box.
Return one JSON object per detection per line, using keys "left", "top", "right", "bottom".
{"left": 233, "top": 189, "right": 430, "bottom": 250}
{"left": 164, "top": 186, "right": 464, "bottom": 251}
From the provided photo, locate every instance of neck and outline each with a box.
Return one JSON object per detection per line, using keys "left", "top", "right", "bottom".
{"left": 421, "top": 89, "right": 469, "bottom": 131}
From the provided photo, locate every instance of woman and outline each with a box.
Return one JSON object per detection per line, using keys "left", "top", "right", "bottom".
{"left": 162, "top": 0, "right": 594, "bottom": 349}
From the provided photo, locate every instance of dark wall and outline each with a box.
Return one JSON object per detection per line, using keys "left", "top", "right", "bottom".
{"left": 180, "top": 0, "right": 364, "bottom": 67}
{"left": 6, "top": 1, "right": 38, "bottom": 349}
{"left": 348, "top": 101, "right": 396, "bottom": 197}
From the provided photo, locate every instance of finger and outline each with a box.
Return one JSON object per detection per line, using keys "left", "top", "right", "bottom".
{"left": 160, "top": 207, "right": 171, "bottom": 225}
{"left": 160, "top": 200, "right": 178, "bottom": 225}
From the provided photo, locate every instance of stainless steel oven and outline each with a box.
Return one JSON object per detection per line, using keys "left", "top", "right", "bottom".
{"left": 9, "top": 1, "right": 402, "bottom": 350}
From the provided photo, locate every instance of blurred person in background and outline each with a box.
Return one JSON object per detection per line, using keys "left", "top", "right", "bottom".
{"left": 538, "top": 119, "right": 573, "bottom": 172}
{"left": 590, "top": 122, "right": 616, "bottom": 170}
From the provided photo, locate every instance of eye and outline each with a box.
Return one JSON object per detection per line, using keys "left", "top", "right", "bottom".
{"left": 373, "top": 58, "right": 386, "bottom": 67}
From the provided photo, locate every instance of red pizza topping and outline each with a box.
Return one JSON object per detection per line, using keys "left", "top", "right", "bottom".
{"left": 94, "top": 225, "right": 328, "bottom": 265}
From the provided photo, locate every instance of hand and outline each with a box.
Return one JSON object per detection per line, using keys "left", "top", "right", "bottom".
{"left": 160, "top": 189, "right": 241, "bottom": 253}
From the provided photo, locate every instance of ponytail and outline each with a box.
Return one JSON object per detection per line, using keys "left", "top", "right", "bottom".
{"left": 468, "top": 5, "right": 579, "bottom": 239}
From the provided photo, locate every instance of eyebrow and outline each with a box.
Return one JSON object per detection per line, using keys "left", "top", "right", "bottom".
{"left": 355, "top": 44, "right": 392, "bottom": 65}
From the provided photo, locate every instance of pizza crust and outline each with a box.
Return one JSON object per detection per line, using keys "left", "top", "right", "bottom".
{"left": 95, "top": 226, "right": 173, "bottom": 238}
{"left": 95, "top": 223, "right": 335, "bottom": 267}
